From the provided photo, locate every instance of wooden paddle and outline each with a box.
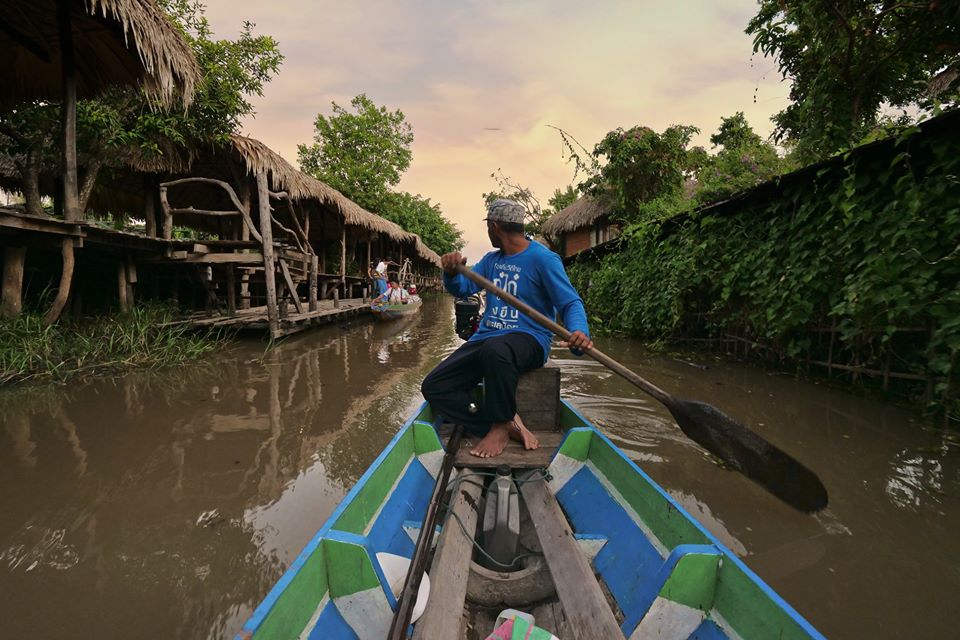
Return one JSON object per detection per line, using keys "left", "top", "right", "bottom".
{"left": 454, "top": 264, "right": 828, "bottom": 513}
{"left": 387, "top": 425, "right": 463, "bottom": 640}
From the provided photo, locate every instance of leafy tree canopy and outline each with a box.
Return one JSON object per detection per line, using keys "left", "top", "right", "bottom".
{"left": 585, "top": 124, "right": 700, "bottom": 222}
{"left": 0, "top": 0, "right": 283, "bottom": 216}
{"left": 297, "top": 94, "right": 413, "bottom": 212}
{"left": 695, "top": 113, "right": 793, "bottom": 204}
{"left": 298, "top": 94, "right": 463, "bottom": 254}
{"left": 747, "top": 0, "right": 960, "bottom": 162}
{"left": 382, "top": 192, "right": 464, "bottom": 255}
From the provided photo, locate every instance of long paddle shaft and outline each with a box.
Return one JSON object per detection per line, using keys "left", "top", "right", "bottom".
{"left": 454, "top": 264, "right": 828, "bottom": 513}
{"left": 387, "top": 425, "right": 463, "bottom": 640}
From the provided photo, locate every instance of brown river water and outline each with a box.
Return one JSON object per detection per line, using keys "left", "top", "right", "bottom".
{"left": 1, "top": 297, "right": 958, "bottom": 639}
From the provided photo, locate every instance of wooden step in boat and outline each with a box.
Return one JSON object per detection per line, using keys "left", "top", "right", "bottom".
{"left": 371, "top": 297, "right": 423, "bottom": 321}
{"left": 238, "top": 368, "right": 824, "bottom": 640}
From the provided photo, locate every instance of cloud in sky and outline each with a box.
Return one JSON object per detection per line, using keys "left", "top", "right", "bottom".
{"left": 203, "top": 0, "right": 789, "bottom": 261}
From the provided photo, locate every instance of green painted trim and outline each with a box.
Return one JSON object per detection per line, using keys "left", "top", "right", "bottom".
{"left": 713, "top": 558, "right": 810, "bottom": 640}
{"left": 556, "top": 428, "right": 593, "bottom": 461}
{"left": 588, "top": 437, "right": 710, "bottom": 550}
{"left": 412, "top": 421, "right": 443, "bottom": 454}
{"left": 558, "top": 403, "right": 589, "bottom": 430}
{"left": 252, "top": 545, "right": 328, "bottom": 639}
{"left": 332, "top": 428, "right": 414, "bottom": 534}
{"left": 416, "top": 403, "right": 435, "bottom": 423}
{"left": 322, "top": 538, "right": 381, "bottom": 598}
{"left": 659, "top": 552, "right": 720, "bottom": 611}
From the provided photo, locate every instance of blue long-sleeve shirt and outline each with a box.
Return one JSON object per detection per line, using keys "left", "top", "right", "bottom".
{"left": 443, "top": 240, "right": 590, "bottom": 361}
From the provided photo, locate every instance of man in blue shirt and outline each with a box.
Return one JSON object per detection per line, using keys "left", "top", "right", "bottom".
{"left": 421, "top": 199, "right": 592, "bottom": 458}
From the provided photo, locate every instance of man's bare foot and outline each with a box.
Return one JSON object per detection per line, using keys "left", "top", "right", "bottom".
{"left": 470, "top": 422, "right": 511, "bottom": 458}
{"left": 508, "top": 413, "right": 539, "bottom": 450}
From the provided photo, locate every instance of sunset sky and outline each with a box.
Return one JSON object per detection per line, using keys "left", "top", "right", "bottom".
{"left": 204, "top": 0, "right": 790, "bottom": 261}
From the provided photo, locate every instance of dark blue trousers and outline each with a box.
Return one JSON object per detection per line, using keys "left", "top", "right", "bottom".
{"left": 421, "top": 333, "right": 544, "bottom": 435}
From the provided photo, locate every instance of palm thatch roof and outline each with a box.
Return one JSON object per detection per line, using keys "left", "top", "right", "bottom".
{"left": 542, "top": 195, "right": 611, "bottom": 238}
{"left": 0, "top": 0, "right": 199, "bottom": 107}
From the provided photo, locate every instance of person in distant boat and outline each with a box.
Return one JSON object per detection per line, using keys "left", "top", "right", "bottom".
{"left": 387, "top": 281, "right": 409, "bottom": 304}
{"left": 421, "top": 199, "right": 592, "bottom": 458}
{"left": 407, "top": 284, "right": 420, "bottom": 301}
{"left": 371, "top": 257, "right": 389, "bottom": 299}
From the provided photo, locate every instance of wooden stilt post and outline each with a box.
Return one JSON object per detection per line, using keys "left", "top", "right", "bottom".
{"left": 159, "top": 184, "right": 173, "bottom": 240}
{"left": 117, "top": 260, "right": 129, "bottom": 312}
{"left": 57, "top": 0, "right": 80, "bottom": 222}
{"left": 2, "top": 247, "right": 26, "bottom": 318}
{"left": 333, "top": 287, "right": 340, "bottom": 309}
{"left": 340, "top": 227, "right": 346, "bottom": 290}
{"left": 125, "top": 256, "right": 136, "bottom": 307}
{"left": 226, "top": 267, "right": 236, "bottom": 316}
{"left": 144, "top": 175, "right": 157, "bottom": 237}
{"left": 309, "top": 254, "right": 318, "bottom": 312}
{"left": 239, "top": 179, "right": 251, "bottom": 309}
{"left": 256, "top": 172, "right": 279, "bottom": 338}
{"left": 43, "top": 239, "right": 74, "bottom": 325}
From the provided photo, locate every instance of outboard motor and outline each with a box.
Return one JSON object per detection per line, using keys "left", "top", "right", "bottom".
{"left": 481, "top": 465, "right": 520, "bottom": 570}
{"left": 455, "top": 295, "right": 482, "bottom": 341}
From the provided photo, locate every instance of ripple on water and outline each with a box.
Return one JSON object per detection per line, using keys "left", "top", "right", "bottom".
{"left": 0, "top": 525, "right": 79, "bottom": 573}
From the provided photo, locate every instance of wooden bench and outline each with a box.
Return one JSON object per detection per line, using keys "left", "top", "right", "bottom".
{"left": 519, "top": 474, "right": 624, "bottom": 640}
{"left": 453, "top": 365, "right": 563, "bottom": 469}
{"left": 411, "top": 470, "right": 484, "bottom": 639}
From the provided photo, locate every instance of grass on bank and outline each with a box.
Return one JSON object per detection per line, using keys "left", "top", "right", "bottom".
{"left": 0, "top": 304, "right": 223, "bottom": 384}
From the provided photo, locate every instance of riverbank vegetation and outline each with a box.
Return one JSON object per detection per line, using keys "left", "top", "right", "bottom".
{"left": 0, "top": 305, "right": 222, "bottom": 385}
{"left": 552, "top": 2, "right": 959, "bottom": 417}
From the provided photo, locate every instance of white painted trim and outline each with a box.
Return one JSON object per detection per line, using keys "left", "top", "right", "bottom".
{"left": 363, "top": 457, "right": 413, "bottom": 536}
{"left": 298, "top": 594, "right": 330, "bottom": 640}
{"left": 575, "top": 536, "right": 608, "bottom": 565}
{"left": 629, "top": 596, "right": 704, "bottom": 639}
{"left": 417, "top": 449, "right": 443, "bottom": 479}
{"left": 333, "top": 587, "right": 393, "bottom": 640}
{"left": 546, "top": 453, "right": 584, "bottom": 494}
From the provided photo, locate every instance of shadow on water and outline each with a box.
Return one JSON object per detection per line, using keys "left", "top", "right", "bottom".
{"left": 0, "top": 297, "right": 958, "bottom": 638}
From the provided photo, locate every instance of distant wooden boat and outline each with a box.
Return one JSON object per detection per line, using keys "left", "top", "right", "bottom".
{"left": 238, "top": 369, "right": 824, "bottom": 640}
{"left": 371, "top": 297, "right": 422, "bottom": 321}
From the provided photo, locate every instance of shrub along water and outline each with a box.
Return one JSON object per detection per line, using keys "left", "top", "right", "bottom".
{"left": 569, "top": 115, "right": 959, "bottom": 417}
{"left": 0, "top": 304, "right": 222, "bottom": 384}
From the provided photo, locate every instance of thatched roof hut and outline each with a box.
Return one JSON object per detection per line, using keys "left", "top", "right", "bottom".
{"left": 0, "top": 0, "right": 199, "bottom": 108}
{"left": 542, "top": 195, "right": 611, "bottom": 239}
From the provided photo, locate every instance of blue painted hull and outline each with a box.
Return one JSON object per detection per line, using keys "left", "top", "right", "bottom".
{"left": 238, "top": 400, "right": 825, "bottom": 640}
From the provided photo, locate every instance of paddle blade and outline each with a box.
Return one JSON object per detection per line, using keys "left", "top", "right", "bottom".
{"left": 667, "top": 398, "right": 828, "bottom": 513}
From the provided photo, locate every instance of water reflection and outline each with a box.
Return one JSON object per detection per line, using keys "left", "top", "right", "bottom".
{"left": 0, "top": 299, "right": 957, "bottom": 639}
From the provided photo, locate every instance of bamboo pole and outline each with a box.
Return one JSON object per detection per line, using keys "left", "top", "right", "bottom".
{"left": 308, "top": 254, "right": 318, "bottom": 312}
{"left": 256, "top": 172, "right": 280, "bottom": 338}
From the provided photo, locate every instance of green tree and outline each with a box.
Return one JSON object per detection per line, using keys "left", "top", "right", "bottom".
{"left": 297, "top": 94, "right": 463, "bottom": 253}
{"left": 297, "top": 94, "right": 413, "bottom": 212}
{"left": 383, "top": 192, "right": 464, "bottom": 254}
{"left": 547, "top": 185, "right": 579, "bottom": 214}
{"left": 586, "top": 124, "right": 700, "bottom": 222}
{"left": 0, "top": 0, "right": 283, "bottom": 218}
{"left": 694, "top": 113, "right": 791, "bottom": 204}
{"left": 747, "top": 0, "right": 960, "bottom": 161}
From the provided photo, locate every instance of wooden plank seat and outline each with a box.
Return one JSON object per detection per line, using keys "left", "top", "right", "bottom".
{"left": 455, "top": 431, "right": 563, "bottom": 469}
{"left": 412, "top": 470, "right": 484, "bottom": 639}
{"left": 519, "top": 474, "right": 624, "bottom": 640}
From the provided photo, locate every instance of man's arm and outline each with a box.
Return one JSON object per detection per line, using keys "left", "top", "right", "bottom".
{"left": 541, "top": 253, "right": 592, "bottom": 353}
{"left": 441, "top": 252, "right": 484, "bottom": 297}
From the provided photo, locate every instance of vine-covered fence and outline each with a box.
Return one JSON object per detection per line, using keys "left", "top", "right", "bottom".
{"left": 569, "top": 110, "right": 960, "bottom": 417}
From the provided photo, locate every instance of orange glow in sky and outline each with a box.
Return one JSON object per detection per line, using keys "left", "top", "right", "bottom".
{"left": 205, "top": 0, "right": 789, "bottom": 261}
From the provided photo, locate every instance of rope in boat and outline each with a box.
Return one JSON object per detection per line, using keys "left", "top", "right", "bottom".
{"left": 439, "top": 468, "right": 550, "bottom": 570}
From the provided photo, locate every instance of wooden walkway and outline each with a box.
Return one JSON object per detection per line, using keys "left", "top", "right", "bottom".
{"left": 176, "top": 298, "right": 371, "bottom": 337}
